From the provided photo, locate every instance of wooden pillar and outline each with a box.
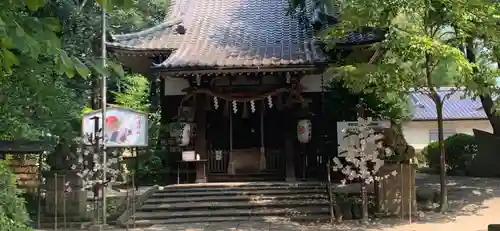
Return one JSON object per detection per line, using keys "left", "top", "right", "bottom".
{"left": 194, "top": 94, "right": 207, "bottom": 183}
{"left": 284, "top": 107, "right": 296, "bottom": 182}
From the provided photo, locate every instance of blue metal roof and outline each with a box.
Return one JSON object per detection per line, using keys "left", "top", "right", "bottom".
{"left": 410, "top": 89, "right": 487, "bottom": 120}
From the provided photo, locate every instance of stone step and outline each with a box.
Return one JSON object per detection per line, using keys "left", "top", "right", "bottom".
{"left": 126, "top": 214, "right": 329, "bottom": 227}
{"left": 133, "top": 206, "right": 329, "bottom": 220}
{"left": 139, "top": 199, "right": 329, "bottom": 211}
{"left": 207, "top": 174, "right": 285, "bottom": 182}
{"left": 160, "top": 185, "right": 324, "bottom": 193}
{"left": 151, "top": 188, "right": 326, "bottom": 198}
{"left": 161, "top": 182, "right": 324, "bottom": 190}
{"left": 144, "top": 194, "right": 328, "bottom": 204}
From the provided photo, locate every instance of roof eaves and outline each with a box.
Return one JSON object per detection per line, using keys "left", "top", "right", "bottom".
{"left": 107, "top": 45, "right": 175, "bottom": 55}
{"left": 109, "top": 19, "right": 183, "bottom": 42}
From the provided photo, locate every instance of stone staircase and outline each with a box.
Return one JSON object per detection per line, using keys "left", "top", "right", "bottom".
{"left": 122, "top": 182, "right": 330, "bottom": 227}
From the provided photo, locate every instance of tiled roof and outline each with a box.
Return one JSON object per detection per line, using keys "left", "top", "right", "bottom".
{"left": 107, "top": 21, "right": 184, "bottom": 50}
{"left": 107, "top": 0, "right": 382, "bottom": 68}
{"left": 410, "top": 89, "right": 487, "bottom": 120}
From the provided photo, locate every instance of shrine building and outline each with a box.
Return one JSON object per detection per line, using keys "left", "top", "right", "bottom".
{"left": 106, "top": 0, "right": 383, "bottom": 183}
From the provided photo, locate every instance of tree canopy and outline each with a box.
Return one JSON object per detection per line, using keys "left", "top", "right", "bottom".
{"left": 291, "top": 0, "right": 500, "bottom": 212}
{"left": 0, "top": 0, "right": 167, "bottom": 140}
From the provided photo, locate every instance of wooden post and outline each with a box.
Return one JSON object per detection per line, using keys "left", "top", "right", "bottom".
{"left": 259, "top": 102, "right": 266, "bottom": 171}
{"left": 194, "top": 94, "right": 207, "bottom": 183}
{"left": 284, "top": 107, "right": 296, "bottom": 182}
{"left": 227, "top": 102, "right": 235, "bottom": 175}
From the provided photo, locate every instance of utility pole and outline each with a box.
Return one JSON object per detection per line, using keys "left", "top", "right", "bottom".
{"left": 100, "top": 0, "right": 108, "bottom": 225}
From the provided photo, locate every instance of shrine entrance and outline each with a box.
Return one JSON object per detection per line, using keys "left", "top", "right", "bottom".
{"left": 206, "top": 98, "right": 286, "bottom": 181}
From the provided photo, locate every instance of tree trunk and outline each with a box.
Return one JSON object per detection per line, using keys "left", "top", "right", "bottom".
{"left": 466, "top": 39, "right": 500, "bottom": 135}
{"left": 361, "top": 181, "right": 369, "bottom": 223}
{"left": 435, "top": 96, "right": 448, "bottom": 212}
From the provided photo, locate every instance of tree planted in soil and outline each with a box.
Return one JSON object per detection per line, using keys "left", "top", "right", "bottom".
{"left": 333, "top": 117, "right": 395, "bottom": 223}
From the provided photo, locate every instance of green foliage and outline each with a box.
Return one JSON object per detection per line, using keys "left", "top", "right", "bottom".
{"left": 0, "top": 160, "right": 32, "bottom": 230}
{"left": 135, "top": 148, "right": 169, "bottom": 185}
{"left": 422, "top": 134, "right": 478, "bottom": 176}
{"left": 112, "top": 74, "right": 150, "bottom": 112}
{"left": 0, "top": 59, "right": 87, "bottom": 139}
{"left": 0, "top": 0, "right": 166, "bottom": 140}
{"left": 0, "top": 0, "right": 132, "bottom": 78}
{"left": 326, "top": 80, "right": 410, "bottom": 122}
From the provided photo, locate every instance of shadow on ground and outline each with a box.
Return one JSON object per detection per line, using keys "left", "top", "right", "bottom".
{"left": 312, "top": 174, "right": 500, "bottom": 231}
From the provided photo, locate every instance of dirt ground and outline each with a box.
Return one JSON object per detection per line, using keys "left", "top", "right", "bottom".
{"left": 325, "top": 173, "right": 500, "bottom": 231}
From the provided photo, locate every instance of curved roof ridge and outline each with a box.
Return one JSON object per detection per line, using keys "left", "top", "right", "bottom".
{"left": 111, "top": 19, "right": 183, "bottom": 41}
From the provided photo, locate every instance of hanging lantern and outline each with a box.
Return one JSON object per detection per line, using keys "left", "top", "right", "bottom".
{"left": 297, "top": 119, "right": 312, "bottom": 143}
{"left": 179, "top": 123, "right": 192, "bottom": 146}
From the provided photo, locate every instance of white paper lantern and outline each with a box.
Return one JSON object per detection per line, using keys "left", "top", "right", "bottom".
{"left": 297, "top": 119, "right": 312, "bottom": 143}
{"left": 179, "top": 123, "right": 192, "bottom": 146}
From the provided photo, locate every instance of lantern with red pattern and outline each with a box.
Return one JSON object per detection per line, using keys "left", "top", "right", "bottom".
{"left": 297, "top": 119, "right": 312, "bottom": 143}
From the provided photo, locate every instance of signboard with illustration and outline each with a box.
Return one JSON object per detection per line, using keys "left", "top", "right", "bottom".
{"left": 82, "top": 107, "right": 148, "bottom": 147}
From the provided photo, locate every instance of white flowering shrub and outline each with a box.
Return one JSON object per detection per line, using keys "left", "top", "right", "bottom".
{"left": 333, "top": 117, "right": 396, "bottom": 186}
{"left": 69, "top": 134, "right": 122, "bottom": 194}
{"left": 332, "top": 117, "right": 399, "bottom": 221}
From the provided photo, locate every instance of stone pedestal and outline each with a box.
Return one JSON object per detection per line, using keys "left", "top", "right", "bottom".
{"left": 194, "top": 160, "right": 208, "bottom": 183}
{"left": 44, "top": 171, "right": 88, "bottom": 220}
{"left": 375, "top": 164, "right": 416, "bottom": 217}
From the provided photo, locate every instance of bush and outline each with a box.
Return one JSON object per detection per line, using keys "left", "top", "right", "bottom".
{"left": 0, "top": 160, "right": 32, "bottom": 230}
{"left": 422, "top": 133, "right": 478, "bottom": 176}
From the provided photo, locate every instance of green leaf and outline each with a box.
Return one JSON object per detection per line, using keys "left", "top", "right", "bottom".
{"left": 2, "top": 48, "right": 20, "bottom": 68}
{"left": 58, "top": 49, "right": 74, "bottom": 70}
{"left": 108, "top": 60, "right": 124, "bottom": 77}
{"left": 15, "top": 26, "right": 24, "bottom": 37}
{"left": 90, "top": 59, "right": 110, "bottom": 77}
{"left": 72, "top": 57, "right": 91, "bottom": 78}
{"left": 40, "top": 17, "right": 61, "bottom": 32}
{"left": 96, "top": 0, "right": 114, "bottom": 11}
{"left": 0, "top": 17, "right": 5, "bottom": 27}
{"left": 26, "top": 0, "right": 46, "bottom": 11}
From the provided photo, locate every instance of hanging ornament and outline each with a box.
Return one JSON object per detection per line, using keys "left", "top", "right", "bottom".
{"left": 286, "top": 72, "right": 291, "bottom": 84}
{"left": 250, "top": 100, "right": 256, "bottom": 113}
{"left": 213, "top": 96, "right": 219, "bottom": 110}
{"left": 232, "top": 101, "right": 238, "bottom": 114}
{"left": 196, "top": 75, "right": 201, "bottom": 86}
{"left": 267, "top": 95, "right": 273, "bottom": 108}
{"left": 242, "top": 102, "right": 249, "bottom": 118}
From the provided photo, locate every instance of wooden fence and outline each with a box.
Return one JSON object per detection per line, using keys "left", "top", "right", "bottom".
{"left": 8, "top": 157, "right": 40, "bottom": 193}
